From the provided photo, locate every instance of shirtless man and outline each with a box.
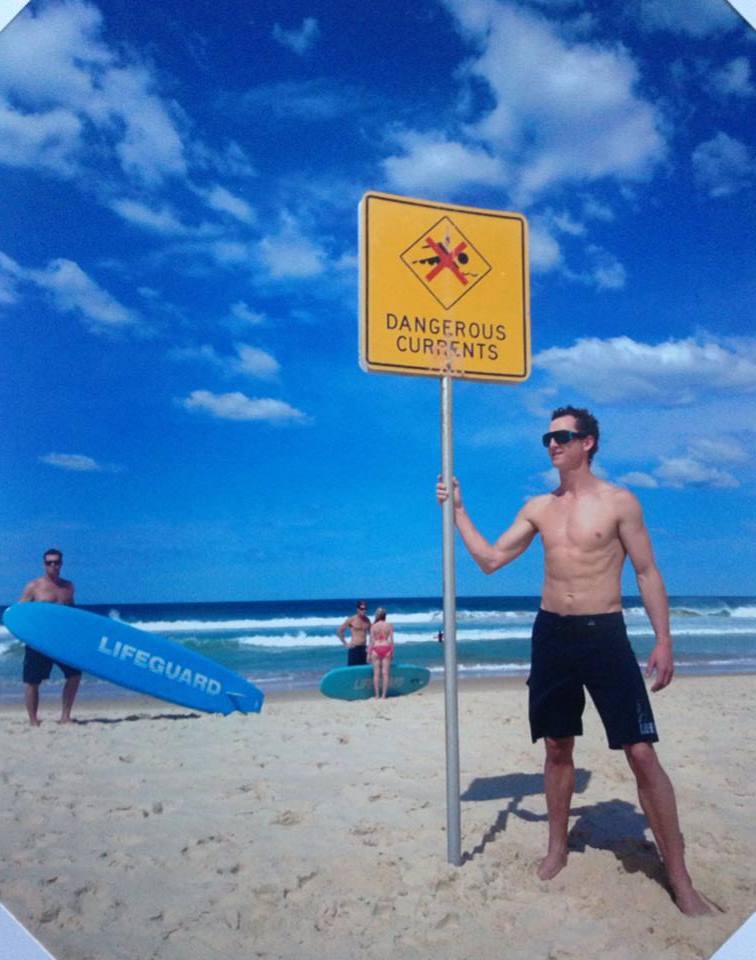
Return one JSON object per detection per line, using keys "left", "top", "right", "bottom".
{"left": 437, "top": 405, "right": 709, "bottom": 916}
{"left": 337, "top": 600, "right": 371, "bottom": 666}
{"left": 19, "top": 548, "right": 81, "bottom": 726}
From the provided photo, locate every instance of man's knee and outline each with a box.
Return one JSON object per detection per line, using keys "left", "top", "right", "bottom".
{"left": 624, "top": 741, "right": 661, "bottom": 781}
{"left": 544, "top": 736, "right": 575, "bottom": 765}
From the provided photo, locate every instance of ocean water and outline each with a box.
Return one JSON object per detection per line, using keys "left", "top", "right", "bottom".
{"left": 1, "top": 595, "right": 754, "bottom": 702}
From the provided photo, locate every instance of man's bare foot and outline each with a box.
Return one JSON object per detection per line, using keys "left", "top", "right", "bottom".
{"left": 58, "top": 717, "right": 74, "bottom": 724}
{"left": 537, "top": 850, "right": 568, "bottom": 880}
{"left": 672, "top": 881, "right": 711, "bottom": 916}
{"left": 29, "top": 718, "right": 42, "bottom": 727}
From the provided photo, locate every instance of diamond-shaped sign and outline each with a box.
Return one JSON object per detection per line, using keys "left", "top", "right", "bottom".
{"left": 400, "top": 216, "right": 491, "bottom": 310}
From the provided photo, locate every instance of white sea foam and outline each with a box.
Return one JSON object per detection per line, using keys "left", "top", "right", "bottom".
{"left": 428, "top": 662, "right": 529, "bottom": 676}
{"left": 128, "top": 604, "right": 756, "bottom": 638}
{"left": 211, "top": 621, "right": 756, "bottom": 650}
{"left": 729, "top": 605, "right": 756, "bottom": 619}
{"left": 233, "top": 627, "right": 536, "bottom": 649}
{"left": 129, "top": 611, "right": 450, "bottom": 633}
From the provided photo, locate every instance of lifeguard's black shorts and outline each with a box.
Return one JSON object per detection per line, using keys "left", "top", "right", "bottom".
{"left": 347, "top": 645, "right": 367, "bottom": 666}
{"left": 23, "top": 646, "right": 82, "bottom": 685}
{"left": 528, "top": 610, "right": 658, "bottom": 750}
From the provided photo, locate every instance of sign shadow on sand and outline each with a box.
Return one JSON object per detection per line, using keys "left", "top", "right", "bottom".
{"left": 460, "top": 769, "right": 590, "bottom": 863}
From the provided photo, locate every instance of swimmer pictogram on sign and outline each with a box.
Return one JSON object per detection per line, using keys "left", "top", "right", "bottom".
{"left": 400, "top": 216, "right": 492, "bottom": 310}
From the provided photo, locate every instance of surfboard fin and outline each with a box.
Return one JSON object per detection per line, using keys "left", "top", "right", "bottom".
{"left": 226, "top": 691, "right": 264, "bottom": 715}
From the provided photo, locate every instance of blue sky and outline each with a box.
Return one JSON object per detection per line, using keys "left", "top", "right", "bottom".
{"left": 1, "top": 0, "right": 754, "bottom": 603}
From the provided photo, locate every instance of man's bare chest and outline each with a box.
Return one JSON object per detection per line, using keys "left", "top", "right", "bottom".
{"left": 537, "top": 501, "right": 619, "bottom": 552}
{"left": 32, "top": 581, "right": 72, "bottom": 603}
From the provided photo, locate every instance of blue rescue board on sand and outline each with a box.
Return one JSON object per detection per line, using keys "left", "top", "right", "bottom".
{"left": 320, "top": 663, "right": 431, "bottom": 701}
{"left": 3, "top": 603, "right": 264, "bottom": 715}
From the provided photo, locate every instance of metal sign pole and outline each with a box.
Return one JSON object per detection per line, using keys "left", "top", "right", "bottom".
{"left": 440, "top": 374, "right": 461, "bottom": 866}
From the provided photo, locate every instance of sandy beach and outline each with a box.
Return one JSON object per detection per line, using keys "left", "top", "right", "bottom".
{"left": 1, "top": 674, "right": 753, "bottom": 960}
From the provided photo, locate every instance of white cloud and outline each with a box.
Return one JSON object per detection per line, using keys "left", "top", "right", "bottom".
{"left": 692, "top": 132, "right": 753, "bottom": 198}
{"left": 688, "top": 436, "right": 749, "bottom": 463}
{"left": 204, "top": 185, "right": 255, "bottom": 224}
{"left": 635, "top": 0, "right": 741, "bottom": 37}
{"left": 256, "top": 212, "right": 325, "bottom": 279}
{"left": 0, "top": 250, "right": 22, "bottom": 303}
{"left": 437, "top": 0, "right": 667, "bottom": 202}
{"left": 227, "top": 301, "right": 265, "bottom": 327}
{"left": 234, "top": 344, "right": 279, "bottom": 380}
{"left": 620, "top": 436, "right": 746, "bottom": 490}
{"left": 238, "top": 79, "right": 356, "bottom": 121}
{"left": 40, "top": 453, "right": 104, "bottom": 472}
{"left": 0, "top": 1, "right": 185, "bottom": 185}
{"left": 29, "top": 258, "right": 137, "bottom": 332}
{"left": 581, "top": 196, "right": 614, "bottom": 222}
{"left": 110, "top": 198, "right": 189, "bottom": 234}
{"left": 181, "top": 390, "right": 305, "bottom": 422}
{"left": 549, "top": 210, "right": 586, "bottom": 237}
{"left": 528, "top": 218, "right": 625, "bottom": 289}
{"left": 2, "top": 251, "right": 138, "bottom": 332}
{"left": 529, "top": 221, "right": 563, "bottom": 273}
{"left": 170, "top": 344, "right": 225, "bottom": 368}
{"left": 104, "top": 66, "right": 186, "bottom": 185}
{"left": 653, "top": 456, "right": 740, "bottom": 489}
{"left": 383, "top": 130, "right": 506, "bottom": 195}
{"left": 171, "top": 343, "right": 279, "bottom": 380}
{"left": 208, "top": 240, "right": 250, "bottom": 266}
{"left": 618, "top": 471, "right": 659, "bottom": 489}
{"left": 0, "top": 101, "right": 82, "bottom": 175}
{"left": 535, "top": 336, "right": 756, "bottom": 404}
{"left": 709, "top": 57, "right": 754, "bottom": 98}
{"left": 584, "top": 245, "right": 626, "bottom": 290}
{"left": 272, "top": 17, "right": 320, "bottom": 55}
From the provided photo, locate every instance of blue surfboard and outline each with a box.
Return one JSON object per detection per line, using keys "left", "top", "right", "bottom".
{"left": 320, "top": 663, "right": 431, "bottom": 701}
{"left": 3, "top": 603, "right": 264, "bottom": 715}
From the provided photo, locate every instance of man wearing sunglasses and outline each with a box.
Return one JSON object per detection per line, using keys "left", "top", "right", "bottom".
{"left": 337, "top": 600, "right": 371, "bottom": 665}
{"left": 437, "top": 405, "right": 708, "bottom": 915}
{"left": 18, "top": 549, "right": 82, "bottom": 726}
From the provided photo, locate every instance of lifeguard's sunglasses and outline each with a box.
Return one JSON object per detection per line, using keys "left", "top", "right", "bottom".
{"left": 542, "top": 430, "right": 589, "bottom": 447}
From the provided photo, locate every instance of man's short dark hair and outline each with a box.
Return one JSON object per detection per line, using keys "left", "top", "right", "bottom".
{"left": 551, "top": 405, "right": 600, "bottom": 462}
{"left": 43, "top": 548, "right": 63, "bottom": 561}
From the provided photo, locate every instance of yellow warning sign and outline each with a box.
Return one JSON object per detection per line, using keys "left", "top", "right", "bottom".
{"left": 360, "top": 192, "right": 530, "bottom": 383}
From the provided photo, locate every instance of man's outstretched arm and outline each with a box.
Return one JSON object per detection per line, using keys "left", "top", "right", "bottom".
{"left": 437, "top": 477, "right": 537, "bottom": 574}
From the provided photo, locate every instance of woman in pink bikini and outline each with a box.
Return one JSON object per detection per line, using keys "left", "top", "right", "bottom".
{"left": 368, "top": 607, "right": 394, "bottom": 699}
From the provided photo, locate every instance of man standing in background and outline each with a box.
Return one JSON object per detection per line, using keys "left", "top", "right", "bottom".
{"left": 19, "top": 548, "right": 81, "bottom": 726}
{"left": 337, "top": 600, "right": 371, "bottom": 665}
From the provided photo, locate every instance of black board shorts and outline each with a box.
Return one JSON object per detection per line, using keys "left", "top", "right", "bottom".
{"left": 528, "top": 610, "right": 658, "bottom": 750}
{"left": 23, "top": 646, "right": 82, "bottom": 685}
{"left": 347, "top": 645, "right": 368, "bottom": 666}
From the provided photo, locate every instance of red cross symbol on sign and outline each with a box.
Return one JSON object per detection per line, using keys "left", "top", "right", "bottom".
{"left": 423, "top": 236, "right": 468, "bottom": 286}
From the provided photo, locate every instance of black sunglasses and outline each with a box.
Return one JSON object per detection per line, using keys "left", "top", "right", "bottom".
{"left": 45, "top": 559, "right": 62, "bottom": 566}
{"left": 542, "top": 430, "right": 588, "bottom": 447}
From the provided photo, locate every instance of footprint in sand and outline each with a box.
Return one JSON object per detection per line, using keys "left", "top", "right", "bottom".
{"left": 270, "top": 809, "right": 302, "bottom": 826}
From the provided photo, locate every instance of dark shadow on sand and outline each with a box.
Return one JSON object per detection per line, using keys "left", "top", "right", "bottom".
{"left": 72, "top": 712, "right": 203, "bottom": 725}
{"left": 564, "top": 799, "right": 668, "bottom": 892}
{"left": 460, "top": 769, "right": 590, "bottom": 864}
{"left": 461, "top": 771, "right": 669, "bottom": 897}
